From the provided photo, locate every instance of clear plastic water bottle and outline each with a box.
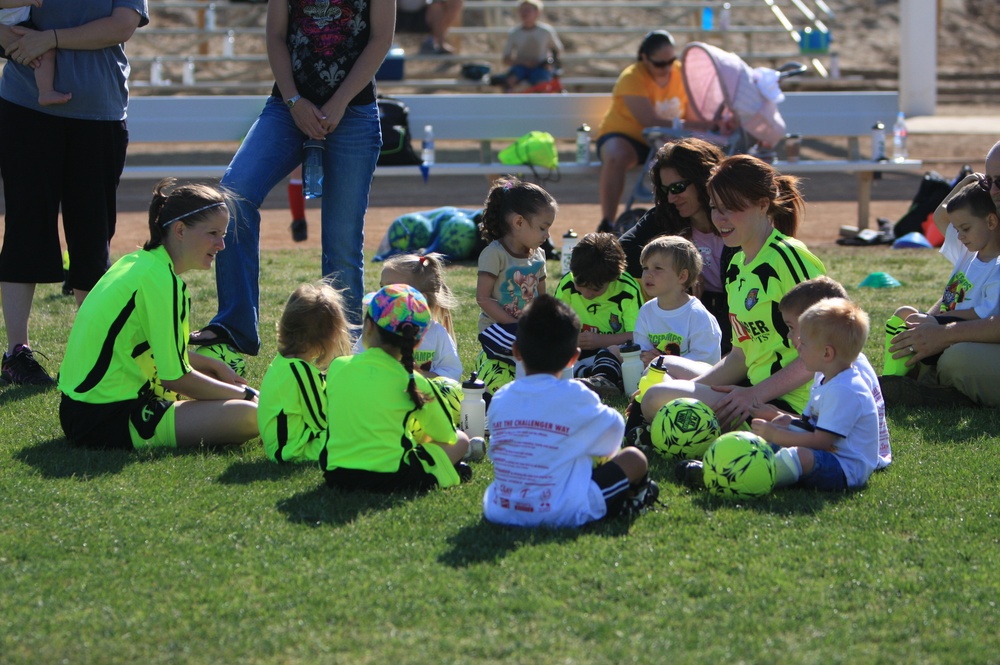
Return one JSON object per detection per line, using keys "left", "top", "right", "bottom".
{"left": 421, "top": 124, "right": 435, "bottom": 166}
{"left": 302, "top": 139, "right": 324, "bottom": 199}
{"left": 223, "top": 30, "right": 236, "bottom": 58}
{"left": 560, "top": 228, "right": 579, "bottom": 276}
{"left": 150, "top": 57, "right": 164, "bottom": 85}
{"left": 719, "top": 3, "right": 732, "bottom": 31}
{"left": 204, "top": 2, "right": 217, "bottom": 31}
{"left": 620, "top": 342, "right": 643, "bottom": 396}
{"left": 871, "top": 122, "right": 887, "bottom": 162}
{"left": 182, "top": 57, "right": 196, "bottom": 85}
{"left": 576, "top": 124, "right": 591, "bottom": 165}
{"left": 892, "top": 112, "right": 908, "bottom": 161}
{"left": 460, "top": 372, "right": 486, "bottom": 438}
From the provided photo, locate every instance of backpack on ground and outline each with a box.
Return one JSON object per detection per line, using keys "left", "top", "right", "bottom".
{"left": 377, "top": 97, "right": 421, "bottom": 166}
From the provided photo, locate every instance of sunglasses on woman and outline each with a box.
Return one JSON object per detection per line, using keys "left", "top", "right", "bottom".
{"left": 647, "top": 56, "right": 677, "bottom": 68}
{"left": 659, "top": 180, "right": 691, "bottom": 196}
{"left": 978, "top": 174, "right": 998, "bottom": 191}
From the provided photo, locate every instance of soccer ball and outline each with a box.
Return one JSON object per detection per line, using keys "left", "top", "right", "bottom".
{"left": 649, "top": 398, "right": 721, "bottom": 460}
{"left": 387, "top": 213, "right": 434, "bottom": 251}
{"left": 193, "top": 343, "right": 246, "bottom": 378}
{"left": 431, "top": 212, "right": 479, "bottom": 260}
{"left": 409, "top": 376, "right": 463, "bottom": 443}
{"left": 702, "top": 431, "right": 776, "bottom": 499}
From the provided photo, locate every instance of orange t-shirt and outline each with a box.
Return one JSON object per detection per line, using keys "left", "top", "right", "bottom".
{"left": 597, "top": 61, "right": 689, "bottom": 143}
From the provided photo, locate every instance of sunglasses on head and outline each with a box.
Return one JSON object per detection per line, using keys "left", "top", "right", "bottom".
{"left": 647, "top": 56, "right": 677, "bottom": 68}
{"left": 979, "top": 174, "right": 998, "bottom": 191}
{"left": 659, "top": 180, "right": 692, "bottom": 196}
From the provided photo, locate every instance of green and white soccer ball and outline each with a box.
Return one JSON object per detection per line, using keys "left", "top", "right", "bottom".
{"left": 193, "top": 343, "right": 246, "bottom": 378}
{"left": 649, "top": 397, "right": 721, "bottom": 460}
{"left": 433, "top": 212, "right": 479, "bottom": 260}
{"left": 388, "top": 213, "right": 434, "bottom": 251}
{"left": 702, "top": 431, "right": 776, "bottom": 499}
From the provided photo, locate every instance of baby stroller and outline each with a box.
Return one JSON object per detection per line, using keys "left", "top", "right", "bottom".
{"left": 614, "top": 42, "right": 806, "bottom": 235}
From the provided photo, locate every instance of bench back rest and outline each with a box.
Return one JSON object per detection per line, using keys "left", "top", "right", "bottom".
{"left": 124, "top": 91, "right": 901, "bottom": 144}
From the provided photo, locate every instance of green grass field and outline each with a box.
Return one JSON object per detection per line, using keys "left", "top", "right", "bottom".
{"left": 2, "top": 246, "right": 998, "bottom": 664}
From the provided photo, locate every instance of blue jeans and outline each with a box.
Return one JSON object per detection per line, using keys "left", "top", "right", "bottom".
{"left": 211, "top": 96, "right": 381, "bottom": 354}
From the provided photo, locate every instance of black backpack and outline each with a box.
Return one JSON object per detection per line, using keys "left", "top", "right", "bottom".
{"left": 377, "top": 97, "right": 421, "bottom": 166}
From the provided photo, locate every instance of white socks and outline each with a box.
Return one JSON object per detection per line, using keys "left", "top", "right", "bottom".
{"left": 773, "top": 447, "right": 803, "bottom": 488}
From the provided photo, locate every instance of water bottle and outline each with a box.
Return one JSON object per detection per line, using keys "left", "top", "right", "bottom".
{"left": 636, "top": 355, "right": 668, "bottom": 404}
{"left": 892, "top": 111, "right": 908, "bottom": 161}
{"left": 204, "top": 2, "right": 217, "bottom": 31}
{"left": 719, "top": 2, "right": 731, "bottom": 31}
{"left": 701, "top": 6, "right": 714, "bottom": 30}
{"left": 620, "top": 342, "right": 643, "bottom": 396}
{"left": 829, "top": 52, "right": 841, "bottom": 79}
{"left": 150, "top": 57, "right": 164, "bottom": 85}
{"left": 460, "top": 372, "right": 487, "bottom": 438}
{"left": 560, "top": 229, "right": 579, "bottom": 276}
{"left": 302, "top": 139, "right": 324, "bottom": 199}
{"left": 576, "top": 124, "right": 591, "bottom": 165}
{"left": 421, "top": 125, "right": 435, "bottom": 166}
{"left": 223, "top": 30, "right": 236, "bottom": 58}
{"left": 182, "top": 57, "right": 196, "bottom": 85}
{"left": 871, "top": 122, "right": 887, "bottom": 162}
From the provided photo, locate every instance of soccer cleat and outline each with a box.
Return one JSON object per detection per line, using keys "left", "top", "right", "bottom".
{"left": 465, "top": 436, "right": 487, "bottom": 462}
{"left": 622, "top": 479, "right": 660, "bottom": 517}
{"left": 1, "top": 344, "right": 55, "bottom": 386}
{"left": 290, "top": 218, "right": 308, "bottom": 242}
{"left": 623, "top": 424, "right": 651, "bottom": 452}
{"left": 675, "top": 459, "right": 705, "bottom": 490}
{"left": 578, "top": 375, "right": 623, "bottom": 400}
{"left": 455, "top": 462, "right": 473, "bottom": 483}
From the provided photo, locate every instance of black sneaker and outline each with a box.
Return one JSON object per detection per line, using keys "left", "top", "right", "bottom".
{"left": 455, "top": 462, "right": 473, "bottom": 483}
{"left": 623, "top": 424, "right": 651, "bottom": 452}
{"left": 675, "top": 459, "right": 705, "bottom": 490}
{"left": 1, "top": 344, "right": 55, "bottom": 386}
{"left": 290, "top": 218, "right": 308, "bottom": 242}
{"left": 622, "top": 479, "right": 660, "bottom": 517}
{"left": 597, "top": 218, "right": 614, "bottom": 233}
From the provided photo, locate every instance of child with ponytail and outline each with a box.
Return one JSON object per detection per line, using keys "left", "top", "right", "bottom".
{"left": 322, "top": 284, "right": 471, "bottom": 492}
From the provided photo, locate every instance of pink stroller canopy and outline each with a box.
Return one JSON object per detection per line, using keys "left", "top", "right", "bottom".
{"left": 681, "top": 42, "right": 787, "bottom": 147}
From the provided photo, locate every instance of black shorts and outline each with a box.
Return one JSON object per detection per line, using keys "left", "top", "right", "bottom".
{"left": 592, "top": 461, "right": 631, "bottom": 518}
{"left": 324, "top": 451, "right": 442, "bottom": 493}
{"left": 59, "top": 392, "right": 172, "bottom": 450}
{"left": 596, "top": 132, "right": 651, "bottom": 165}
{"left": 395, "top": 6, "right": 428, "bottom": 33}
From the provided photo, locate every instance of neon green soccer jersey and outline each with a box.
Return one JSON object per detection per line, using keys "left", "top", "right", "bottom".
{"left": 554, "top": 271, "right": 644, "bottom": 335}
{"left": 59, "top": 247, "right": 191, "bottom": 403}
{"left": 725, "top": 228, "right": 825, "bottom": 412}
{"left": 258, "top": 354, "right": 327, "bottom": 464}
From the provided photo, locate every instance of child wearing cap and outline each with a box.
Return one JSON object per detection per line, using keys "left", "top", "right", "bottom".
{"left": 321, "top": 284, "right": 472, "bottom": 492}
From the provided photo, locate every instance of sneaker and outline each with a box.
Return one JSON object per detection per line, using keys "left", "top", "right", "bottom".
{"left": 455, "top": 462, "right": 473, "bottom": 483}
{"left": 878, "top": 374, "right": 975, "bottom": 408}
{"left": 579, "top": 375, "right": 623, "bottom": 400}
{"left": 597, "top": 218, "right": 614, "bottom": 233}
{"left": 290, "top": 218, "right": 308, "bottom": 242}
{"left": 1, "top": 344, "right": 55, "bottom": 386}
{"left": 675, "top": 459, "right": 705, "bottom": 490}
{"left": 622, "top": 479, "right": 660, "bottom": 517}
{"left": 464, "top": 436, "right": 487, "bottom": 462}
{"left": 623, "top": 424, "right": 651, "bottom": 452}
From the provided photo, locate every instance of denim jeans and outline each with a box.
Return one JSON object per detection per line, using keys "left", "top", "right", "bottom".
{"left": 211, "top": 96, "right": 381, "bottom": 354}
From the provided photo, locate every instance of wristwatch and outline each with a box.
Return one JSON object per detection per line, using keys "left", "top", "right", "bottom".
{"left": 243, "top": 386, "right": 259, "bottom": 401}
{"left": 285, "top": 95, "right": 301, "bottom": 109}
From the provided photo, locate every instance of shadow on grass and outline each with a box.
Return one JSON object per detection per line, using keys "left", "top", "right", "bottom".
{"left": 889, "top": 405, "right": 1000, "bottom": 443}
{"left": 689, "top": 485, "right": 849, "bottom": 515}
{"left": 14, "top": 437, "right": 134, "bottom": 478}
{"left": 437, "top": 514, "right": 632, "bottom": 569}
{"left": 276, "top": 484, "right": 415, "bottom": 528}
{"left": 216, "top": 459, "right": 310, "bottom": 484}
{"left": 0, "top": 382, "right": 59, "bottom": 407}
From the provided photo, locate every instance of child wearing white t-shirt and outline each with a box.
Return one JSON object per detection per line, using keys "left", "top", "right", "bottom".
{"left": 0, "top": 0, "right": 72, "bottom": 106}
{"left": 884, "top": 177, "right": 1000, "bottom": 375}
{"left": 634, "top": 235, "right": 721, "bottom": 367}
{"left": 483, "top": 295, "right": 657, "bottom": 527}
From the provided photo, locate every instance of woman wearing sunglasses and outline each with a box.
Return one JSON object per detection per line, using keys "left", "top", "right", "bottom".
{"left": 595, "top": 30, "right": 709, "bottom": 234}
{"left": 619, "top": 138, "right": 735, "bottom": 355}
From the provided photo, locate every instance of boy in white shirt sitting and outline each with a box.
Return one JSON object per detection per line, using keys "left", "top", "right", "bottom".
{"left": 483, "top": 295, "right": 658, "bottom": 527}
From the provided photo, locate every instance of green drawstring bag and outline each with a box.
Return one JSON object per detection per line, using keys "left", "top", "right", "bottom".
{"left": 498, "top": 131, "right": 559, "bottom": 170}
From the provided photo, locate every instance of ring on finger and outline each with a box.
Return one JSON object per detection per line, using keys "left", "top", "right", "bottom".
{"left": 908, "top": 345, "right": 915, "bottom": 353}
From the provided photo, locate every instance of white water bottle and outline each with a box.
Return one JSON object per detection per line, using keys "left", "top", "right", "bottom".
{"left": 560, "top": 229, "right": 579, "bottom": 276}
{"left": 182, "top": 57, "right": 196, "bottom": 85}
{"left": 302, "top": 139, "right": 324, "bottom": 199}
{"left": 460, "top": 372, "right": 486, "bottom": 439}
{"left": 620, "top": 342, "right": 643, "bottom": 396}
{"left": 892, "top": 111, "right": 908, "bottom": 161}
{"left": 421, "top": 125, "right": 435, "bottom": 166}
{"left": 576, "top": 124, "right": 591, "bottom": 165}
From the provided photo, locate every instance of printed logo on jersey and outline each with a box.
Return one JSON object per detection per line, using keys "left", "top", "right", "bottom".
{"left": 414, "top": 349, "right": 435, "bottom": 371}
{"left": 730, "top": 313, "right": 771, "bottom": 344}
{"left": 744, "top": 288, "right": 760, "bottom": 311}
{"left": 940, "top": 272, "right": 970, "bottom": 312}
{"left": 649, "top": 331, "right": 683, "bottom": 356}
